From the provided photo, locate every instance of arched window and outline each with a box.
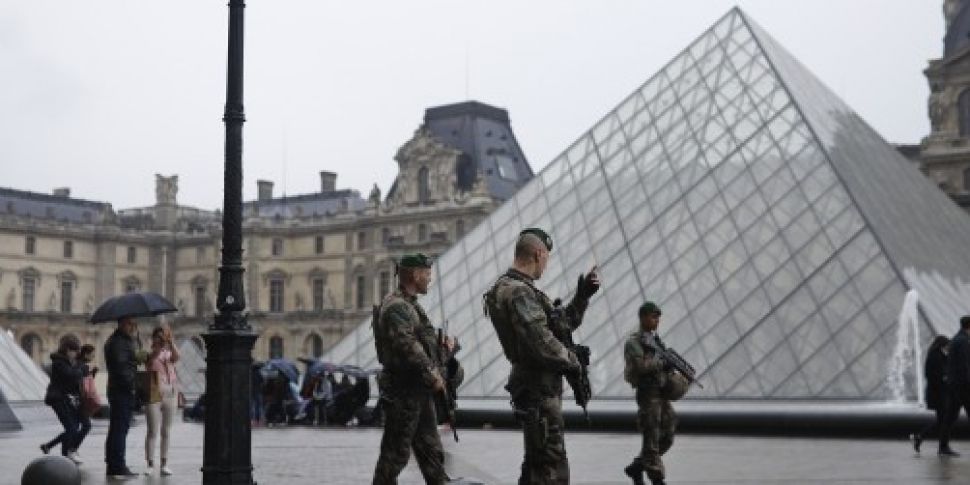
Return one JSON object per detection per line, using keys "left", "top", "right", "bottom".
{"left": 269, "top": 336, "right": 284, "bottom": 359}
{"left": 20, "top": 333, "right": 43, "bottom": 364}
{"left": 305, "top": 334, "right": 324, "bottom": 358}
{"left": 418, "top": 223, "right": 428, "bottom": 242}
{"left": 417, "top": 166, "right": 430, "bottom": 203}
{"left": 959, "top": 89, "right": 970, "bottom": 136}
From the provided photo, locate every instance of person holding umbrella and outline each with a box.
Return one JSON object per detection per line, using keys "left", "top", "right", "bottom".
{"left": 91, "top": 291, "right": 176, "bottom": 480}
{"left": 103, "top": 316, "right": 142, "bottom": 479}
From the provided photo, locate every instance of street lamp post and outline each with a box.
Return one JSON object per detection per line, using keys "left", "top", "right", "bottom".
{"left": 201, "top": 0, "right": 257, "bottom": 484}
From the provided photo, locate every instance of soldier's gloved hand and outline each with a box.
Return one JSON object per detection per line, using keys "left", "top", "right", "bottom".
{"left": 576, "top": 267, "right": 600, "bottom": 301}
{"left": 564, "top": 351, "right": 582, "bottom": 377}
{"left": 431, "top": 373, "right": 446, "bottom": 394}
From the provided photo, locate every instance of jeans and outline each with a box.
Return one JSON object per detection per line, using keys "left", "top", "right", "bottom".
{"left": 46, "top": 399, "right": 80, "bottom": 456}
{"left": 105, "top": 392, "right": 134, "bottom": 473}
{"left": 78, "top": 413, "right": 92, "bottom": 450}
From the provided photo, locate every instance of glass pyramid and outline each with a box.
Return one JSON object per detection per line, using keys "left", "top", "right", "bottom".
{"left": 326, "top": 8, "right": 970, "bottom": 400}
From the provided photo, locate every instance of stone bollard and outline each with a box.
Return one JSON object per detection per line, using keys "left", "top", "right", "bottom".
{"left": 21, "top": 455, "right": 80, "bottom": 485}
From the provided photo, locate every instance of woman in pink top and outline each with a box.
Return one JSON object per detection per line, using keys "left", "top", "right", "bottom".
{"left": 144, "top": 324, "right": 180, "bottom": 476}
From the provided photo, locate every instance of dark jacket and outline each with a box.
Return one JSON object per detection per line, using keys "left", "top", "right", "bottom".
{"left": 925, "top": 347, "right": 948, "bottom": 410}
{"left": 104, "top": 328, "right": 137, "bottom": 396}
{"left": 44, "top": 352, "right": 87, "bottom": 406}
{"left": 947, "top": 330, "right": 970, "bottom": 392}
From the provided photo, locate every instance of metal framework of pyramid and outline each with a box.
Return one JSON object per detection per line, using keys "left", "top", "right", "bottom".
{"left": 326, "top": 8, "right": 970, "bottom": 401}
{"left": 0, "top": 328, "right": 49, "bottom": 430}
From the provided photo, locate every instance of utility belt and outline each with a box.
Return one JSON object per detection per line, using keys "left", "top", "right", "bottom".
{"left": 635, "top": 376, "right": 664, "bottom": 401}
{"left": 377, "top": 370, "right": 431, "bottom": 397}
{"left": 507, "top": 364, "right": 563, "bottom": 398}
{"left": 509, "top": 388, "right": 557, "bottom": 452}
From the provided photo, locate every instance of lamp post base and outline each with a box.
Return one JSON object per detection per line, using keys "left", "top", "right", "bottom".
{"left": 201, "top": 327, "right": 258, "bottom": 485}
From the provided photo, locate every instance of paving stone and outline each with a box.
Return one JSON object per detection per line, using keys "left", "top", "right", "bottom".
{"left": 2, "top": 405, "right": 970, "bottom": 484}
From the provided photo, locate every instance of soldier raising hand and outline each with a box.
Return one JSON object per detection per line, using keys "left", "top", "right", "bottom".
{"left": 484, "top": 228, "right": 599, "bottom": 485}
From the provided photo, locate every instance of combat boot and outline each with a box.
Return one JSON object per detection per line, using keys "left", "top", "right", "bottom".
{"left": 645, "top": 470, "right": 666, "bottom": 485}
{"left": 623, "top": 460, "right": 645, "bottom": 485}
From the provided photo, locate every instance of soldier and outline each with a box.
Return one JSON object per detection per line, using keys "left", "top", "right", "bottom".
{"left": 484, "top": 228, "right": 600, "bottom": 485}
{"left": 622, "top": 302, "right": 683, "bottom": 485}
{"left": 372, "top": 253, "right": 462, "bottom": 485}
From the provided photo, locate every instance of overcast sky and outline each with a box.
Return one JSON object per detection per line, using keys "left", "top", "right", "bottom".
{"left": 0, "top": 1, "right": 944, "bottom": 210}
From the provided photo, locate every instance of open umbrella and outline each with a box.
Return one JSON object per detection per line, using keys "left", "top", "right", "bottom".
{"left": 299, "top": 358, "right": 337, "bottom": 378}
{"left": 89, "top": 292, "right": 177, "bottom": 323}
{"left": 263, "top": 358, "right": 299, "bottom": 383}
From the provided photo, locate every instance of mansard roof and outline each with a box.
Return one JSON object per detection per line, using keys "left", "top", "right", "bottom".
{"left": 244, "top": 189, "right": 367, "bottom": 219}
{"left": 946, "top": 2, "right": 970, "bottom": 58}
{"left": 0, "top": 186, "right": 112, "bottom": 225}
{"left": 421, "top": 100, "right": 535, "bottom": 201}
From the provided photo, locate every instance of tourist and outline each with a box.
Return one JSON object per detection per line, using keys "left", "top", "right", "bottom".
{"left": 144, "top": 324, "right": 180, "bottom": 476}
{"left": 943, "top": 316, "right": 970, "bottom": 456}
{"left": 41, "top": 334, "right": 94, "bottom": 465}
{"left": 104, "top": 316, "right": 140, "bottom": 479}
{"left": 911, "top": 336, "right": 951, "bottom": 454}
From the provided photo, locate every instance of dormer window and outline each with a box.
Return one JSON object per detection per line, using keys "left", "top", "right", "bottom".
{"left": 495, "top": 155, "right": 518, "bottom": 180}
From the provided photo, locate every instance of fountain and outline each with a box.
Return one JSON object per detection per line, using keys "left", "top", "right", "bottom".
{"left": 887, "top": 290, "right": 922, "bottom": 404}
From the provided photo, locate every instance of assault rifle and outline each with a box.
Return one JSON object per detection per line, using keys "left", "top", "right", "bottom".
{"left": 436, "top": 321, "right": 461, "bottom": 442}
{"left": 642, "top": 334, "right": 703, "bottom": 389}
{"left": 550, "top": 300, "right": 592, "bottom": 422}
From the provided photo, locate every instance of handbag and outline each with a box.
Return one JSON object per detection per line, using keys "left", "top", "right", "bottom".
{"left": 80, "top": 375, "right": 103, "bottom": 417}
{"left": 136, "top": 370, "right": 162, "bottom": 404}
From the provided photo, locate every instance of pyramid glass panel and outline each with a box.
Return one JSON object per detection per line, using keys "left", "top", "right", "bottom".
{"left": 326, "top": 8, "right": 970, "bottom": 401}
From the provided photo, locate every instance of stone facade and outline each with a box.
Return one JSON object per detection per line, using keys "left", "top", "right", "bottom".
{"left": 0, "top": 101, "right": 533, "bottom": 373}
{"left": 921, "top": 0, "right": 970, "bottom": 211}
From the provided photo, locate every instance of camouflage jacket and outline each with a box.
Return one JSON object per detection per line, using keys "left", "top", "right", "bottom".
{"left": 373, "top": 289, "right": 440, "bottom": 391}
{"left": 623, "top": 330, "right": 666, "bottom": 394}
{"left": 484, "top": 268, "right": 587, "bottom": 397}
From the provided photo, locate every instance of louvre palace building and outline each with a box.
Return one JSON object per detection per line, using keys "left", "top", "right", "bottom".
{"left": 6, "top": 3, "right": 970, "bottom": 409}
{"left": 0, "top": 101, "right": 534, "bottom": 382}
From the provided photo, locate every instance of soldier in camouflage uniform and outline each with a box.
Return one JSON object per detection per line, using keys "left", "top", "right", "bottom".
{"left": 372, "top": 253, "right": 462, "bottom": 485}
{"left": 484, "top": 228, "right": 600, "bottom": 485}
{"left": 623, "top": 302, "right": 677, "bottom": 485}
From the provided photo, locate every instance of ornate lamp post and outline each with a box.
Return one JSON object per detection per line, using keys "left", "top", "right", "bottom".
{"left": 201, "top": 0, "right": 257, "bottom": 483}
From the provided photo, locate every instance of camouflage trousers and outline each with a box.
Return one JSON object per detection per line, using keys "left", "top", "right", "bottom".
{"left": 514, "top": 394, "right": 568, "bottom": 485}
{"left": 372, "top": 392, "right": 447, "bottom": 485}
{"left": 634, "top": 397, "right": 677, "bottom": 481}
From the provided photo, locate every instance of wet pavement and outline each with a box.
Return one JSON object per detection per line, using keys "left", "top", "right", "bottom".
{"left": 3, "top": 403, "right": 970, "bottom": 484}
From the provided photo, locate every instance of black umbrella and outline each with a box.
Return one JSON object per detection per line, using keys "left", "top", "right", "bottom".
{"left": 89, "top": 292, "right": 177, "bottom": 323}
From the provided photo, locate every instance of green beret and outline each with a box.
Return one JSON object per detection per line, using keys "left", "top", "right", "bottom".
{"left": 519, "top": 227, "right": 553, "bottom": 252}
{"left": 638, "top": 301, "right": 661, "bottom": 317}
{"left": 398, "top": 253, "right": 433, "bottom": 269}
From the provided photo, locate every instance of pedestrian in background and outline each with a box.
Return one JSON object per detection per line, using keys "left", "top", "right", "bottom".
{"left": 144, "top": 324, "right": 180, "bottom": 476}
{"left": 911, "top": 336, "right": 953, "bottom": 455}
{"left": 943, "top": 316, "right": 970, "bottom": 456}
{"left": 41, "top": 334, "right": 95, "bottom": 465}
{"left": 75, "top": 344, "right": 98, "bottom": 452}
